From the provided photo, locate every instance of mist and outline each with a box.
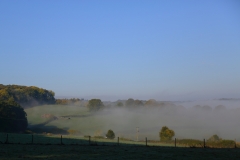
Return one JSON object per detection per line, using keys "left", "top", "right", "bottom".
{"left": 26, "top": 100, "right": 240, "bottom": 142}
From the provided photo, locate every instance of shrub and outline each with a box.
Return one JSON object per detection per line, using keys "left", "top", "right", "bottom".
{"left": 106, "top": 130, "right": 115, "bottom": 139}
{"left": 159, "top": 126, "right": 175, "bottom": 141}
{"left": 67, "top": 129, "right": 80, "bottom": 135}
{"left": 207, "top": 134, "right": 221, "bottom": 142}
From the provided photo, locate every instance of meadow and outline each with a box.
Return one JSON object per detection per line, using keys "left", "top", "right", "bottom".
{"left": 1, "top": 104, "right": 240, "bottom": 159}
{"left": 25, "top": 104, "right": 240, "bottom": 142}
{"left": 1, "top": 143, "right": 240, "bottom": 160}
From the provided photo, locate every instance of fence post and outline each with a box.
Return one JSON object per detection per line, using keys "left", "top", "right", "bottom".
{"left": 175, "top": 138, "right": 176, "bottom": 147}
{"left": 5, "top": 134, "right": 9, "bottom": 144}
{"left": 32, "top": 134, "right": 33, "bottom": 144}
{"left": 235, "top": 139, "right": 237, "bottom": 148}
{"left": 203, "top": 139, "right": 205, "bottom": 148}
{"left": 146, "top": 137, "right": 147, "bottom": 146}
{"left": 89, "top": 136, "right": 91, "bottom": 145}
{"left": 118, "top": 137, "right": 119, "bottom": 146}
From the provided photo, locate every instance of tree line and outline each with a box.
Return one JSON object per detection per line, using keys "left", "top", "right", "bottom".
{"left": 0, "top": 84, "right": 55, "bottom": 108}
{"left": 0, "top": 84, "right": 55, "bottom": 133}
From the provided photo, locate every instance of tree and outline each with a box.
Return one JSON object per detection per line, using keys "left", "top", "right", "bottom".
{"left": 0, "top": 100, "right": 28, "bottom": 133}
{"left": 159, "top": 126, "right": 175, "bottom": 141}
{"left": 106, "top": 129, "right": 115, "bottom": 139}
{"left": 125, "top": 98, "right": 144, "bottom": 107}
{"left": 214, "top": 105, "right": 226, "bottom": 111}
{"left": 207, "top": 134, "right": 221, "bottom": 142}
{"left": 116, "top": 102, "right": 123, "bottom": 107}
{"left": 87, "top": 99, "right": 104, "bottom": 112}
{"left": 134, "top": 99, "right": 143, "bottom": 106}
{"left": 125, "top": 98, "right": 135, "bottom": 107}
{"left": 0, "top": 84, "right": 56, "bottom": 108}
{"left": 145, "top": 99, "right": 158, "bottom": 107}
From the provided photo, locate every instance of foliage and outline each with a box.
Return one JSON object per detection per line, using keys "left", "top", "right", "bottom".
{"left": 177, "top": 139, "right": 203, "bottom": 147}
{"left": 145, "top": 99, "right": 158, "bottom": 107}
{"left": 0, "top": 84, "right": 55, "bottom": 108}
{"left": 0, "top": 100, "right": 28, "bottom": 133}
{"left": 116, "top": 102, "right": 123, "bottom": 107}
{"left": 159, "top": 126, "right": 175, "bottom": 141}
{"left": 207, "top": 134, "right": 221, "bottom": 142}
{"left": 55, "top": 98, "right": 85, "bottom": 106}
{"left": 125, "top": 98, "right": 144, "bottom": 107}
{"left": 106, "top": 129, "right": 115, "bottom": 139}
{"left": 94, "top": 130, "right": 103, "bottom": 137}
{"left": 206, "top": 140, "right": 236, "bottom": 148}
{"left": 87, "top": 99, "right": 104, "bottom": 112}
{"left": 214, "top": 105, "right": 226, "bottom": 111}
{"left": 125, "top": 98, "right": 135, "bottom": 106}
{"left": 67, "top": 129, "right": 81, "bottom": 135}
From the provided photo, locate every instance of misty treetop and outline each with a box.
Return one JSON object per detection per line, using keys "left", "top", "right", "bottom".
{"left": 0, "top": 84, "right": 55, "bottom": 108}
{"left": 87, "top": 99, "right": 104, "bottom": 112}
{"left": 55, "top": 98, "right": 87, "bottom": 107}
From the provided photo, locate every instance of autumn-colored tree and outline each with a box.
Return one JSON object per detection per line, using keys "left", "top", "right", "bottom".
{"left": 145, "top": 99, "right": 158, "bottom": 107}
{"left": 0, "top": 84, "right": 55, "bottom": 108}
{"left": 159, "top": 126, "right": 175, "bottom": 141}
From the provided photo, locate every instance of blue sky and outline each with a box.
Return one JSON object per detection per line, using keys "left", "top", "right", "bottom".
{"left": 0, "top": 0, "right": 240, "bottom": 101}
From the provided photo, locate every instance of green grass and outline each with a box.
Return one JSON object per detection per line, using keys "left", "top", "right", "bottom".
{"left": 1, "top": 144, "right": 240, "bottom": 160}
{"left": 24, "top": 104, "right": 239, "bottom": 148}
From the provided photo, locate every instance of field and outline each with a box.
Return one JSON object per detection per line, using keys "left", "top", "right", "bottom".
{"left": 1, "top": 144, "right": 240, "bottom": 160}
{"left": 1, "top": 104, "right": 240, "bottom": 159}
{"left": 25, "top": 104, "right": 240, "bottom": 141}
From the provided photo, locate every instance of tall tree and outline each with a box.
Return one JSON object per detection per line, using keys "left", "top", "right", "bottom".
{"left": 0, "top": 101, "right": 28, "bottom": 133}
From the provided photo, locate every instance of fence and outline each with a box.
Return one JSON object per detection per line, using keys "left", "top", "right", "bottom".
{"left": 0, "top": 133, "right": 238, "bottom": 148}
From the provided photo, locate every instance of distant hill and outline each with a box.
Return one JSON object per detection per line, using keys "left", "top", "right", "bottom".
{"left": 218, "top": 98, "right": 240, "bottom": 101}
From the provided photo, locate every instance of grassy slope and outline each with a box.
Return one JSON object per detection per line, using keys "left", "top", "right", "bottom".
{"left": 25, "top": 105, "right": 116, "bottom": 136}
{"left": 25, "top": 105, "right": 240, "bottom": 143}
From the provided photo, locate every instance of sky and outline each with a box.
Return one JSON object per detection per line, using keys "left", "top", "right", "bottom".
{"left": 0, "top": 0, "right": 240, "bottom": 101}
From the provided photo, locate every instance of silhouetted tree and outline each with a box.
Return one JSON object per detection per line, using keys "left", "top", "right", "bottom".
{"left": 106, "top": 129, "right": 115, "bottom": 139}
{"left": 0, "top": 100, "right": 28, "bottom": 133}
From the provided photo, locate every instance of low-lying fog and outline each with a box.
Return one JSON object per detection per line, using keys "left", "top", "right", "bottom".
{"left": 28, "top": 100, "right": 240, "bottom": 141}
{"left": 97, "top": 105, "right": 240, "bottom": 141}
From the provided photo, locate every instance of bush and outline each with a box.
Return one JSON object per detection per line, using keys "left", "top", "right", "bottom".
{"left": 207, "top": 140, "right": 235, "bottom": 148}
{"left": 67, "top": 129, "right": 80, "bottom": 135}
{"left": 106, "top": 130, "right": 115, "bottom": 139}
{"left": 207, "top": 134, "right": 221, "bottom": 142}
{"left": 159, "top": 126, "right": 175, "bottom": 141}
